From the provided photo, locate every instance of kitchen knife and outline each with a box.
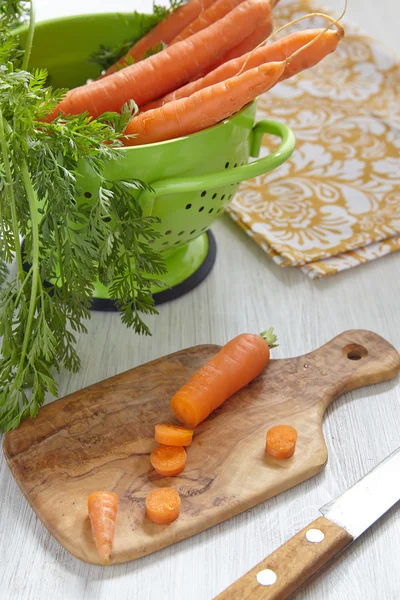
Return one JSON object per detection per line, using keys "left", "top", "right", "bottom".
{"left": 216, "top": 446, "right": 400, "bottom": 599}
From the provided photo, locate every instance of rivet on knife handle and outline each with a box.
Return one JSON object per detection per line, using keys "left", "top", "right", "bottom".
{"left": 215, "top": 516, "right": 353, "bottom": 600}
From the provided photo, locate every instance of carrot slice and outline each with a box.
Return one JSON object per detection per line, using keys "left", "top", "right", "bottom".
{"left": 146, "top": 488, "right": 181, "bottom": 524}
{"left": 155, "top": 424, "right": 194, "bottom": 447}
{"left": 88, "top": 491, "right": 118, "bottom": 563}
{"left": 266, "top": 425, "right": 298, "bottom": 459}
{"left": 150, "top": 444, "right": 187, "bottom": 476}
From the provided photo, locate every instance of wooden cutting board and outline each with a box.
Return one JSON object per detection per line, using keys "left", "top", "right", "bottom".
{"left": 3, "top": 330, "right": 400, "bottom": 565}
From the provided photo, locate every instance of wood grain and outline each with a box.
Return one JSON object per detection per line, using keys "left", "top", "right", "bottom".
{"left": 215, "top": 516, "right": 353, "bottom": 599}
{"left": 3, "top": 330, "right": 399, "bottom": 565}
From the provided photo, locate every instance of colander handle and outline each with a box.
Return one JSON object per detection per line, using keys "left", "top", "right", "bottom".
{"left": 137, "top": 119, "right": 295, "bottom": 216}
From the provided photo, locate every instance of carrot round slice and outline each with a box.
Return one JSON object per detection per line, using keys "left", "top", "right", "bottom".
{"left": 266, "top": 425, "right": 298, "bottom": 459}
{"left": 155, "top": 424, "right": 194, "bottom": 447}
{"left": 88, "top": 491, "right": 118, "bottom": 564}
{"left": 150, "top": 445, "right": 187, "bottom": 476}
{"left": 146, "top": 488, "right": 181, "bottom": 524}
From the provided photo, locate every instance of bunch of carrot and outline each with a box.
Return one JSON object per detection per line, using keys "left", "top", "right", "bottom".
{"left": 49, "top": 0, "right": 345, "bottom": 146}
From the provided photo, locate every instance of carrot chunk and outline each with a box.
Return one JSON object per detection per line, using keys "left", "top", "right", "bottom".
{"left": 150, "top": 444, "right": 187, "bottom": 476}
{"left": 266, "top": 425, "right": 298, "bottom": 459}
{"left": 155, "top": 424, "right": 194, "bottom": 447}
{"left": 88, "top": 491, "right": 118, "bottom": 563}
{"left": 146, "top": 488, "right": 181, "bottom": 524}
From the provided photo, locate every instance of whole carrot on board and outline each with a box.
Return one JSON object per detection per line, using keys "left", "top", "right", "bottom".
{"left": 169, "top": 329, "right": 278, "bottom": 429}
{"left": 144, "top": 27, "right": 343, "bottom": 110}
{"left": 171, "top": 0, "right": 247, "bottom": 43}
{"left": 88, "top": 491, "right": 118, "bottom": 564}
{"left": 102, "top": 0, "right": 217, "bottom": 76}
{"left": 48, "top": 0, "right": 270, "bottom": 120}
{"left": 123, "top": 60, "right": 285, "bottom": 145}
{"left": 266, "top": 425, "right": 298, "bottom": 458}
{"left": 146, "top": 488, "right": 181, "bottom": 524}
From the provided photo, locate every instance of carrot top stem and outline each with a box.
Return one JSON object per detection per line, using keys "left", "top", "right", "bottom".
{"left": 260, "top": 327, "right": 278, "bottom": 349}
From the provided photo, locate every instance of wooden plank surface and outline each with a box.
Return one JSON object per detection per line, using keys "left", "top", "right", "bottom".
{"left": 0, "top": 0, "right": 399, "bottom": 599}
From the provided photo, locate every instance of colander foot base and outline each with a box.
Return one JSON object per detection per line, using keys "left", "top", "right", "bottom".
{"left": 90, "top": 231, "right": 217, "bottom": 311}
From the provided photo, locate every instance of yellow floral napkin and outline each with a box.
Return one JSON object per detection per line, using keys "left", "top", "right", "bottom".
{"left": 228, "top": 0, "right": 400, "bottom": 277}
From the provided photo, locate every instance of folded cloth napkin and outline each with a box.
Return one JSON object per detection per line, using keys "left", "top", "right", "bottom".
{"left": 228, "top": 0, "right": 400, "bottom": 278}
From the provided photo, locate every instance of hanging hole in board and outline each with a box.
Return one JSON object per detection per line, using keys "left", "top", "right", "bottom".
{"left": 342, "top": 344, "right": 368, "bottom": 361}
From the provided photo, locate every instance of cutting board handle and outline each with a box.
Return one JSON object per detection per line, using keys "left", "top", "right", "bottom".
{"left": 308, "top": 330, "right": 400, "bottom": 407}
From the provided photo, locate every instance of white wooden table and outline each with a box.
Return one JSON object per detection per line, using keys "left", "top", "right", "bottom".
{"left": 1, "top": 1, "right": 399, "bottom": 599}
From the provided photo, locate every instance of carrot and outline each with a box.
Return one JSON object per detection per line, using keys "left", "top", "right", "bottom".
{"left": 123, "top": 60, "right": 285, "bottom": 145}
{"left": 48, "top": 0, "right": 271, "bottom": 120}
{"left": 168, "top": 329, "right": 277, "bottom": 429}
{"left": 266, "top": 425, "right": 298, "bottom": 459}
{"left": 171, "top": 0, "right": 246, "bottom": 44}
{"left": 150, "top": 444, "right": 187, "bottom": 476}
{"left": 144, "top": 28, "right": 343, "bottom": 111}
{"left": 87, "top": 491, "right": 118, "bottom": 564}
{"left": 155, "top": 424, "right": 194, "bottom": 447}
{"left": 146, "top": 488, "right": 181, "bottom": 524}
{"left": 103, "top": 0, "right": 217, "bottom": 76}
{"left": 209, "top": 17, "right": 273, "bottom": 70}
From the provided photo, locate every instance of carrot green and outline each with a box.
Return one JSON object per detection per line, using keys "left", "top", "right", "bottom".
{"left": 0, "top": 1, "right": 165, "bottom": 432}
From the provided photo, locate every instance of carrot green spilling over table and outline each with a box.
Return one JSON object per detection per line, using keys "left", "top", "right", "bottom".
{"left": 0, "top": 0, "right": 344, "bottom": 432}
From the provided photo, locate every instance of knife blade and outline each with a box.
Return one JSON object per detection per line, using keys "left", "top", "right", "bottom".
{"left": 216, "top": 447, "right": 400, "bottom": 600}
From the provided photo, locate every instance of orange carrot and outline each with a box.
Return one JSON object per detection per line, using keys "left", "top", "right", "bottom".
{"left": 103, "top": 0, "right": 217, "bottom": 76}
{"left": 266, "top": 425, "right": 298, "bottom": 459}
{"left": 209, "top": 16, "right": 273, "bottom": 70}
{"left": 150, "top": 445, "right": 187, "bottom": 476}
{"left": 48, "top": 0, "right": 271, "bottom": 120}
{"left": 88, "top": 491, "right": 118, "bottom": 564}
{"left": 168, "top": 329, "right": 277, "bottom": 429}
{"left": 144, "top": 28, "right": 343, "bottom": 111}
{"left": 123, "top": 60, "right": 285, "bottom": 145}
{"left": 146, "top": 488, "right": 181, "bottom": 524}
{"left": 155, "top": 424, "right": 194, "bottom": 447}
{"left": 171, "top": 0, "right": 246, "bottom": 43}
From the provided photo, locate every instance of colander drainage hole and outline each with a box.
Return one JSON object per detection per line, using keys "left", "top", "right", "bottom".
{"left": 162, "top": 241, "right": 168, "bottom": 246}
{"left": 84, "top": 192, "right": 92, "bottom": 198}
{"left": 221, "top": 194, "right": 225, "bottom": 201}
{"left": 185, "top": 203, "right": 192, "bottom": 210}
{"left": 212, "top": 193, "right": 217, "bottom": 199}
{"left": 178, "top": 231, "right": 184, "bottom": 236}
{"left": 225, "top": 162, "right": 229, "bottom": 169}
{"left": 234, "top": 163, "right": 237, "bottom": 168}
{"left": 199, "top": 206, "right": 204, "bottom": 212}
{"left": 164, "top": 230, "right": 172, "bottom": 235}
{"left": 190, "top": 229, "right": 196, "bottom": 234}
{"left": 201, "top": 191, "right": 207, "bottom": 197}
{"left": 209, "top": 208, "right": 214, "bottom": 214}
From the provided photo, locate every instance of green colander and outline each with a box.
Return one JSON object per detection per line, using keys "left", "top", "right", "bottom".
{"left": 19, "top": 12, "right": 296, "bottom": 307}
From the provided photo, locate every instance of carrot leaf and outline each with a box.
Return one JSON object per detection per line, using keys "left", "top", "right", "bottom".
{"left": 0, "top": 3, "right": 166, "bottom": 432}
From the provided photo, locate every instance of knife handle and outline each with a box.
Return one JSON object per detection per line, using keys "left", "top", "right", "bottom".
{"left": 215, "top": 516, "right": 353, "bottom": 600}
